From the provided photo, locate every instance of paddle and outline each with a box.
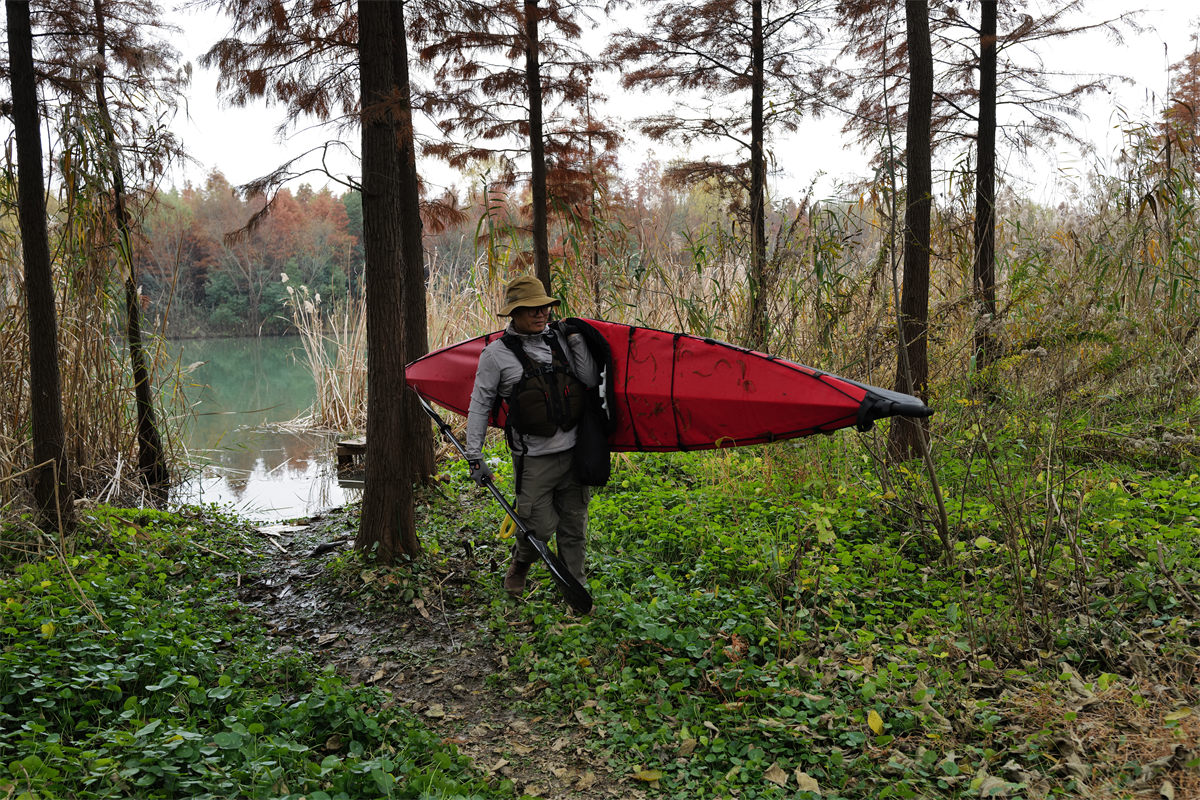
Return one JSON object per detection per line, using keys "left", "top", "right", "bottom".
{"left": 415, "top": 392, "right": 594, "bottom": 614}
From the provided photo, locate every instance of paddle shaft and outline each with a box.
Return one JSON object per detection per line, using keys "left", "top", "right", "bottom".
{"left": 415, "top": 392, "right": 593, "bottom": 614}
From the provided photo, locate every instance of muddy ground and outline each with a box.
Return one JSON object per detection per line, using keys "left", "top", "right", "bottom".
{"left": 236, "top": 513, "right": 644, "bottom": 800}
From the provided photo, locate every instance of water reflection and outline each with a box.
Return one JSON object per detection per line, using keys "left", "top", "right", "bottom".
{"left": 168, "top": 337, "right": 358, "bottom": 521}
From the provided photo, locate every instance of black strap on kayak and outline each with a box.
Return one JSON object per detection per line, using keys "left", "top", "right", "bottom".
{"left": 623, "top": 326, "right": 643, "bottom": 451}
{"left": 671, "top": 332, "right": 687, "bottom": 451}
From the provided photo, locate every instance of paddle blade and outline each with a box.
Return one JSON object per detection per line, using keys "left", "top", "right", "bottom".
{"left": 526, "top": 535, "right": 593, "bottom": 614}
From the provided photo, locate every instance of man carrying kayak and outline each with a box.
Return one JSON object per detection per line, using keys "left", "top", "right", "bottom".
{"left": 464, "top": 276, "right": 601, "bottom": 597}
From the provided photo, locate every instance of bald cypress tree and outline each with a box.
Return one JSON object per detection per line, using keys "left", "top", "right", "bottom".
{"left": 7, "top": 0, "right": 73, "bottom": 528}
{"left": 608, "top": 0, "right": 828, "bottom": 350}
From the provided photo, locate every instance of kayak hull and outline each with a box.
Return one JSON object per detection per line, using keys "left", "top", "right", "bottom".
{"left": 404, "top": 318, "right": 930, "bottom": 452}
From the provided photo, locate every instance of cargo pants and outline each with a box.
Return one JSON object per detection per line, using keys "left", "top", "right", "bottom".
{"left": 514, "top": 449, "right": 590, "bottom": 582}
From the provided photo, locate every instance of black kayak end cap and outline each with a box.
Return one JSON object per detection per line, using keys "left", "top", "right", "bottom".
{"left": 855, "top": 385, "right": 934, "bottom": 432}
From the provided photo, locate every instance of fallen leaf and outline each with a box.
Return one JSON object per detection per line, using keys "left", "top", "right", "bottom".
{"left": 1159, "top": 779, "right": 1175, "bottom": 800}
{"left": 424, "top": 704, "right": 445, "bottom": 719}
{"left": 551, "top": 737, "right": 568, "bottom": 752}
{"left": 633, "top": 769, "right": 663, "bottom": 782}
{"left": 487, "top": 758, "right": 509, "bottom": 773}
{"left": 413, "top": 597, "right": 431, "bottom": 619}
{"left": 522, "top": 783, "right": 545, "bottom": 797}
{"left": 677, "top": 738, "right": 698, "bottom": 756}
{"left": 324, "top": 734, "right": 342, "bottom": 751}
{"left": 1164, "top": 708, "right": 1193, "bottom": 722}
{"left": 765, "top": 762, "right": 788, "bottom": 787}
{"left": 868, "top": 709, "right": 884, "bottom": 735}
{"left": 317, "top": 632, "right": 340, "bottom": 645}
{"left": 795, "top": 769, "right": 820, "bottom": 793}
{"left": 575, "top": 771, "right": 596, "bottom": 790}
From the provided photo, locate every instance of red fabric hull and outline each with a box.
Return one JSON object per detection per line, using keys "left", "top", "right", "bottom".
{"left": 405, "top": 319, "right": 900, "bottom": 452}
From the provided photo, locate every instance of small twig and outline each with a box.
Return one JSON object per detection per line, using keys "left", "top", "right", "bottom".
{"left": 189, "top": 540, "right": 235, "bottom": 561}
{"left": 1156, "top": 541, "right": 1200, "bottom": 616}
{"left": 258, "top": 533, "right": 288, "bottom": 554}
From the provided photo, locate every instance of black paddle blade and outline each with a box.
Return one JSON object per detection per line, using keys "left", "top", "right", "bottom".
{"left": 526, "top": 535, "right": 593, "bottom": 614}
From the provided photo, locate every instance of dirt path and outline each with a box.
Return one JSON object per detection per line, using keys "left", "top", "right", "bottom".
{"left": 236, "top": 515, "right": 639, "bottom": 800}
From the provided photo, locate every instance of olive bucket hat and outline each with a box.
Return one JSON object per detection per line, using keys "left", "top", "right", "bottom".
{"left": 497, "top": 275, "right": 560, "bottom": 316}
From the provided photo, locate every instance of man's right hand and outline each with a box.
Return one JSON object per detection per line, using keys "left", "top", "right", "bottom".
{"left": 468, "top": 459, "right": 494, "bottom": 487}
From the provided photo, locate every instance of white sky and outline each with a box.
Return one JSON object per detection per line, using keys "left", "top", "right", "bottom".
{"left": 165, "top": 2, "right": 1199, "bottom": 206}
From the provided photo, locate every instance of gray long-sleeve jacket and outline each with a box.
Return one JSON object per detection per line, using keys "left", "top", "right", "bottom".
{"left": 465, "top": 323, "right": 600, "bottom": 461}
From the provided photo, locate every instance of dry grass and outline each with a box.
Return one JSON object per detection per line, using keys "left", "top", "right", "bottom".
{"left": 1003, "top": 675, "right": 1199, "bottom": 799}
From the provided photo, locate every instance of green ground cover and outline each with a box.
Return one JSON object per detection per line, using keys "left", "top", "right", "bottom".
{"left": 0, "top": 507, "right": 504, "bottom": 800}
{"left": 453, "top": 415, "right": 1200, "bottom": 798}
{"left": 3, "top": 402, "right": 1198, "bottom": 799}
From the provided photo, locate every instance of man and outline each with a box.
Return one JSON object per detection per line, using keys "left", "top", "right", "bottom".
{"left": 465, "top": 276, "right": 600, "bottom": 597}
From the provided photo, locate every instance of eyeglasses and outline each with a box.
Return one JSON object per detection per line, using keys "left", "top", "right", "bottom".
{"left": 521, "top": 306, "right": 553, "bottom": 317}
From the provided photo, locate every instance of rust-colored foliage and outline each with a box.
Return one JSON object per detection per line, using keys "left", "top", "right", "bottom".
{"left": 1164, "top": 33, "right": 1200, "bottom": 166}
{"left": 414, "top": 1, "right": 608, "bottom": 171}
{"left": 608, "top": 0, "right": 829, "bottom": 193}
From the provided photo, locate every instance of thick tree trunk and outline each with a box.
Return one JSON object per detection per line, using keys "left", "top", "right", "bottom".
{"left": 390, "top": 0, "right": 434, "bottom": 481}
{"left": 972, "top": 2, "right": 998, "bottom": 371}
{"left": 889, "top": 0, "right": 933, "bottom": 461}
{"left": 747, "top": 0, "right": 769, "bottom": 351}
{"left": 7, "top": 0, "right": 73, "bottom": 528}
{"left": 525, "top": 0, "right": 551, "bottom": 293}
{"left": 357, "top": 0, "right": 419, "bottom": 560}
{"left": 92, "top": 0, "right": 169, "bottom": 499}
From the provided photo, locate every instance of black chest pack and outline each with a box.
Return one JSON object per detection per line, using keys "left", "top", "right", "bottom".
{"left": 499, "top": 328, "right": 587, "bottom": 438}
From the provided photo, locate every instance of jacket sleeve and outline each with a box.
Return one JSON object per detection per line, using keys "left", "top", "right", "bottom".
{"left": 566, "top": 333, "right": 600, "bottom": 388}
{"left": 465, "top": 346, "right": 501, "bottom": 461}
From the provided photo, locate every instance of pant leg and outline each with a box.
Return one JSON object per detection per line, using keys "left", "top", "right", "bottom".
{"left": 514, "top": 450, "right": 590, "bottom": 581}
{"left": 514, "top": 452, "right": 563, "bottom": 564}
{"left": 553, "top": 465, "right": 591, "bottom": 581}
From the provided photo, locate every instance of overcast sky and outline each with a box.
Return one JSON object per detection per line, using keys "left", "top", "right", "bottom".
{"left": 166, "top": 2, "right": 1199, "bottom": 206}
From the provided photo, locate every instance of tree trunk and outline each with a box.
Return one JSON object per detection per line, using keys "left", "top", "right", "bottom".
{"left": 390, "top": 0, "right": 434, "bottom": 481}
{"left": 972, "top": 2, "right": 998, "bottom": 371}
{"left": 888, "top": 0, "right": 933, "bottom": 461}
{"left": 92, "top": 0, "right": 169, "bottom": 499}
{"left": 747, "top": 0, "right": 769, "bottom": 351}
{"left": 524, "top": 0, "right": 551, "bottom": 293}
{"left": 356, "top": 0, "right": 419, "bottom": 561}
{"left": 7, "top": 0, "right": 73, "bottom": 528}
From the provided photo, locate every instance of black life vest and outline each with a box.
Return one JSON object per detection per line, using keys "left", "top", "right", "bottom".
{"left": 500, "top": 328, "right": 587, "bottom": 437}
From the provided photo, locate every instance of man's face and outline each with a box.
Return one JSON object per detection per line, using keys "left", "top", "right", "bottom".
{"left": 511, "top": 304, "right": 553, "bottom": 334}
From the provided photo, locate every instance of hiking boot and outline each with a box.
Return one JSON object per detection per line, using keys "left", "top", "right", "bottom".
{"left": 503, "top": 560, "right": 534, "bottom": 596}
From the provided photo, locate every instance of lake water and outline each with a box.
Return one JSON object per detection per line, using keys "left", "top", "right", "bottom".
{"left": 167, "top": 337, "right": 357, "bottom": 521}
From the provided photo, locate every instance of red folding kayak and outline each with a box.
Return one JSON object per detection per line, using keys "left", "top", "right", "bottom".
{"left": 404, "top": 318, "right": 931, "bottom": 452}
